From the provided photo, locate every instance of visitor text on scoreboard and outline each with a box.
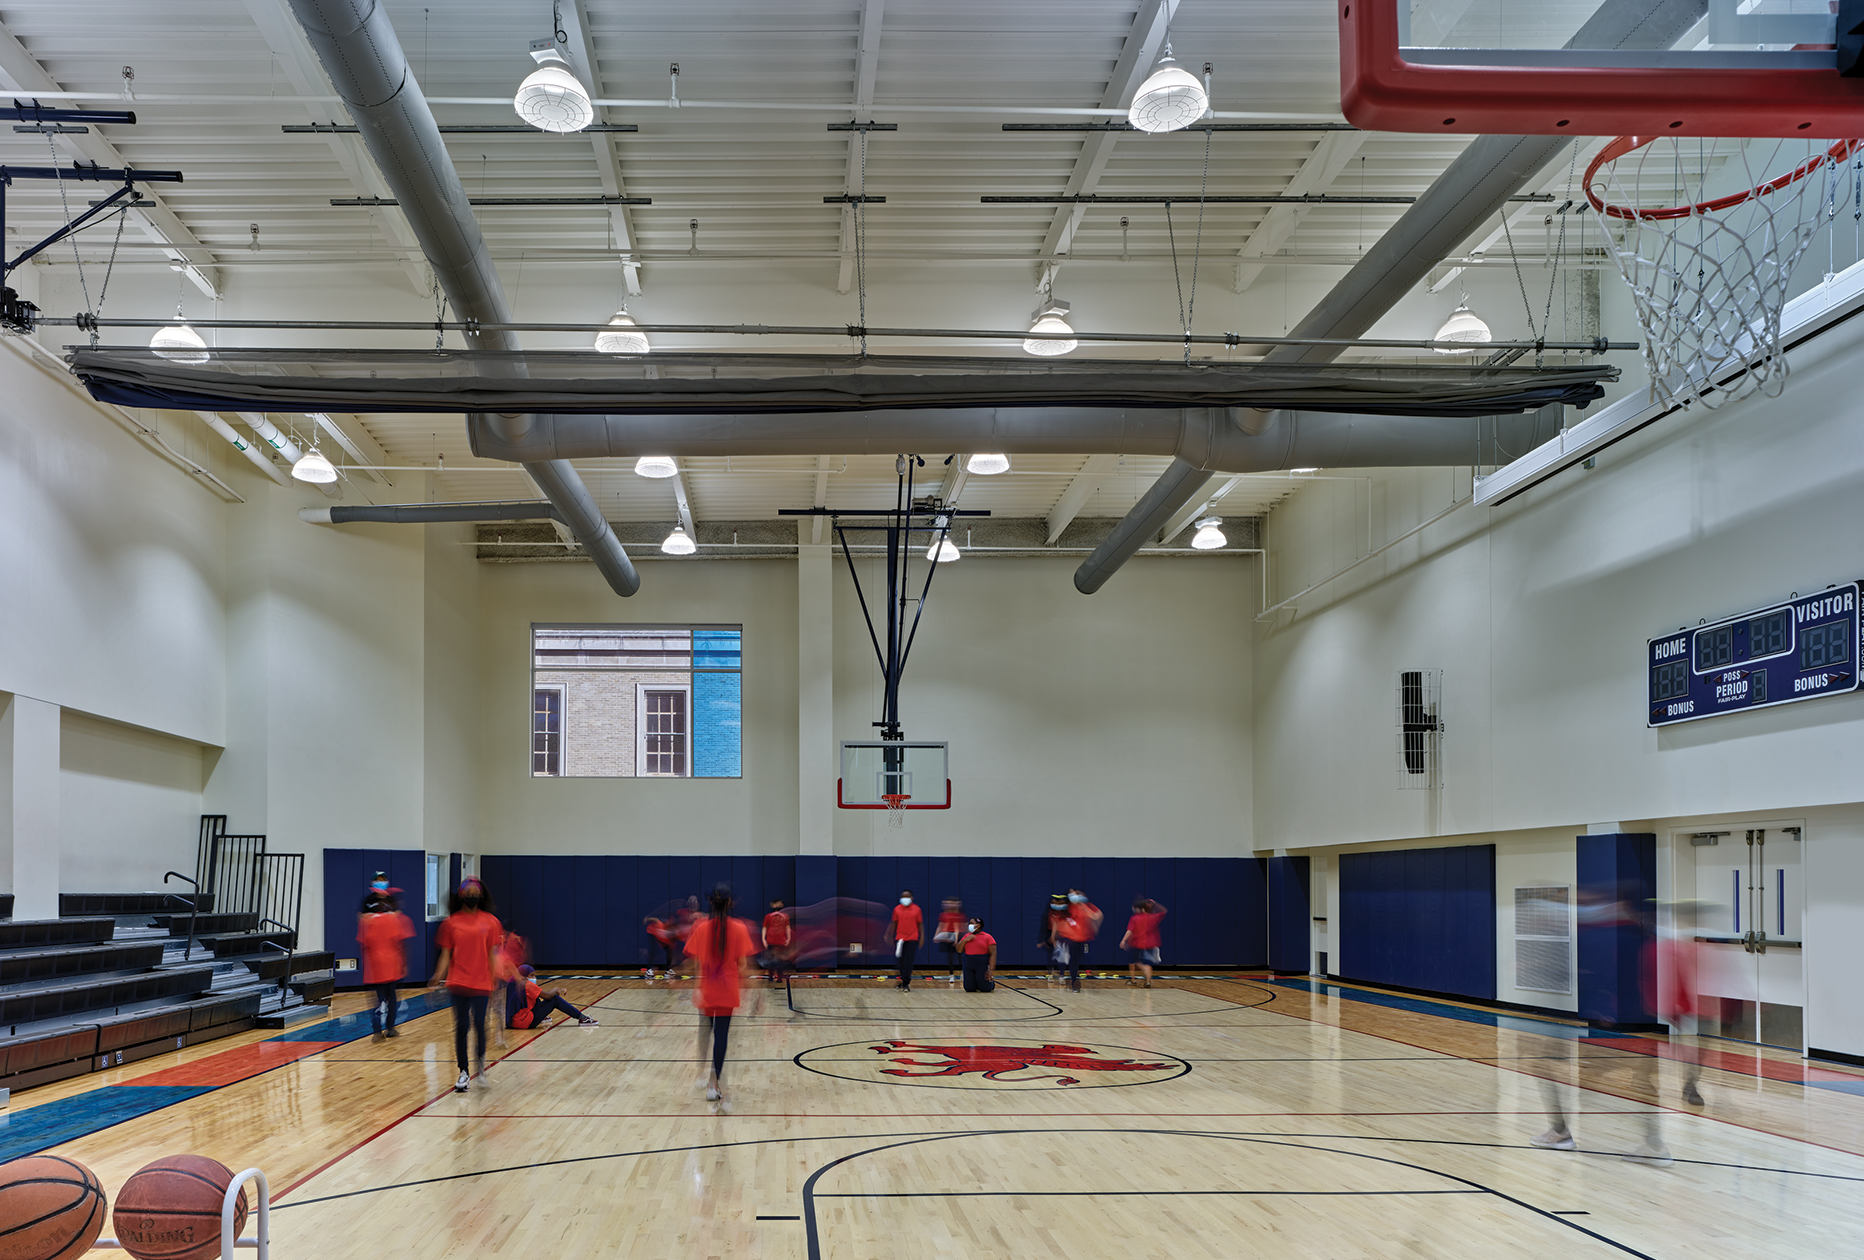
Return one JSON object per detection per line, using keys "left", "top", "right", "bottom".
{"left": 1648, "top": 582, "right": 1861, "bottom": 727}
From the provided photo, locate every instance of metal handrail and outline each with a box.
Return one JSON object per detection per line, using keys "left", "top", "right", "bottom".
{"left": 164, "top": 872, "right": 200, "bottom": 962}
{"left": 260, "top": 917, "right": 295, "bottom": 1001}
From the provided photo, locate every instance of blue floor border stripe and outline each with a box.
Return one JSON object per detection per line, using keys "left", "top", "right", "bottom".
{"left": 1269, "top": 978, "right": 1631, "bottom": 1041}
{"left": 267, "top": 990, "right": 455, "bottom": 1043}
{"left": 0, "top": 1085, "right": 214, "bottom": 1163}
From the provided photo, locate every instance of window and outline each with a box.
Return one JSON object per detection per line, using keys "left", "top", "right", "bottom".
{"left": 529, "top": 623, "right": 742, "bottom": 778}
{"left": 637, "top": 686, "right": 689, "bottom": 776}
{"left": 424, "top": 854, "right": 443, "bottom": 921}
{"left": 532, "top": 686, "right": 564, "bottom": 776}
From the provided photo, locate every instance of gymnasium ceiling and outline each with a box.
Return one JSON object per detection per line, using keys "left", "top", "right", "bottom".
{"left": 0, "top": 1, "right": 1608, "bottom": 537}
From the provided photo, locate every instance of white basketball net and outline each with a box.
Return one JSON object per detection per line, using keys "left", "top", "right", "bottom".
{"left": 1585, "top": 136, "right": 1859, "bottom": 410}
{"left": 883, "top": 793, "right": 909, "bottom": 830}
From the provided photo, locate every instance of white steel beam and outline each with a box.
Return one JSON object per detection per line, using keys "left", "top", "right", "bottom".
{"left": 1156, "top": 473, "right": 1244, "bottom": 544}
{"left": 1045, "top": 453, "right": 1119, "bottom": 543}
{"left": 310, "top": 413, "right": 393, "bottom": 487}
{"left": 935, "top": 455, "right": 970, "bottom": 509}
{"left": 670, "top": 458, "right": 697, "bottom": 536}
{"left": 563, "top": 0, "right": 642, "bottom": 296}
{"left": 0, "top": 21, "right": 217, "bottom": 297}
{"left": 240, "top": 0, "right": 428, "bottom": 294}
{"left": 812, "top": 454, "right": 832, "bottom": 543}
{"left": 837, "top": 0, "right": 886, "bottom": 294}
{"left": 1232, "top": 131, "right": 1367, "bottom": 292}
{"left": 1035, "top": 0, "right": 1173, "bottom": 290}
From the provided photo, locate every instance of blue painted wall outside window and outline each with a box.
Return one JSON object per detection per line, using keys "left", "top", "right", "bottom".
{"left": 693, "top": 671, "right": 742, "bottom": 777}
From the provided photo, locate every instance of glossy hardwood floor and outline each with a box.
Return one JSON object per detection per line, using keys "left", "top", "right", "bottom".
{"left": 24, "top": 973, "right": 1864, "bottom": 1259}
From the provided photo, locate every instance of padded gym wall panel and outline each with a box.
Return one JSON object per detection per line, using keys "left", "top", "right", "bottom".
{"left": 990, "top": 860, "right": 1023, "bottom": 965}
{"left": 1338, "top": 844, "right": 1496, "bottom": 1000}
{"left": 604, "top": 856, "right": 636, "bottom": 967}
{"left": 1267, "top": 855, "right": 1312, "bottom": 972}
{"left": 572, "top": 856, "right": 605, "bottom": 964}
{"left": 327, "top": 848, "right": 431, "bottom": 988}
{"left": 1575, "top": 832, "right": 1657, "bottom": 1028}
{"left": 539, "top": 856, "right": 577, "bottom": 966}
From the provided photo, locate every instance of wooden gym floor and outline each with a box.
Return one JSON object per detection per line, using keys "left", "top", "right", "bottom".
{"left": 11, "top": 973, "right": 1864, "bottom": 1258}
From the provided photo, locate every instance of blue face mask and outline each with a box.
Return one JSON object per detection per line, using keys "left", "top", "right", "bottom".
{"left": 1068, "top": 894, "right": 1086, "bottom": 904}
{"left": 371, "top": 880, "right": 389, "bottom": 891}
{"left": 900, "top": 897, "right": 912, "bottom": 906}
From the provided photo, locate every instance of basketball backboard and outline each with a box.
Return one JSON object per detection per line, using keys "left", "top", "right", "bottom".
{"left": 837, "top": 741, "right": 951, "bottom": 810}
{"left": 1341, "top": 0, "right": 1864, "bottom": 137}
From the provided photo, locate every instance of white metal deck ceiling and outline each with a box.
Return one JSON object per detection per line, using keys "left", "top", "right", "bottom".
{"left": 0, "top": 1, "right": 1673, "bottom": 530}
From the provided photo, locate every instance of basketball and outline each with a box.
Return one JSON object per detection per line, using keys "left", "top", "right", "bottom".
{"left": 112, "top": 1156, "right": 247, "bottom": 1260}
{"left": 0, "top": 1156, "right": 107, "bottom": 1260}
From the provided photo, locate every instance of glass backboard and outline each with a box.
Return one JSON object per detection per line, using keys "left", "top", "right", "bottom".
{"left": 837, "top": 741, "right": 951, "bottom": 810}
{"left": 1342, "top": 0, "right": 1864, "bottom": 137}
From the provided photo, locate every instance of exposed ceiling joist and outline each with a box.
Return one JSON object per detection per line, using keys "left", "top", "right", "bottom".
{"left": 562, "top": 0, "right": 642, "bottom": 297}
{"left": 1157, "top": 472, "right": 1245, "bottom": 544}
{"left": 0, "top": 19, "right": 217, "bottom": 297}
{"left": 1035, "top": 0, "right": 1173, "bottom": 291}
{"left": 837, "top": 0, "right": 886, "bottom": 295}
{"left": 240, "top": 0, "right": 428, "bottom": 294}
{"left": 312, "top": 412, "right": 393, "bottom": 487}
{"left": 1232, "top": 131, "right": 1368, "bottom": 293}
{"left": 811, "top": 454, "right": 831, "bottom": 543}
{"left": 1046, "top": 453, "right": 1120, "bottom": 543}
{"left": 670, "top": 458, "right": 697, "bottom": 536}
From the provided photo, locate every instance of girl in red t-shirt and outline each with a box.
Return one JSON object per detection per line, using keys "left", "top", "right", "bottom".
{"left": 431, "top": 879, "right": 503, "bottom": 1093}
{"left": 679, "top": 884, "right": 756, "bottom": 1113}
{"left": 1056, "top": 889, "right": 1102, "bottom": 993}
{"left": 1120, "top": 897, "right": 1168, "bottom": 987}
{"left": 356, "top": 891, "right": 414, "bottom": 1042}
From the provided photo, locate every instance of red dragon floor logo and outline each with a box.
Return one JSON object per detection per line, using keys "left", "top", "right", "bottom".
{"left": 868, "top": 1040, "right": 1177, "bottom": 1086}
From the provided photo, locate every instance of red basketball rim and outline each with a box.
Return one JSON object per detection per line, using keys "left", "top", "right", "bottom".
{"left": 1585, "top": 136, "right": 1862, "bottom": 222}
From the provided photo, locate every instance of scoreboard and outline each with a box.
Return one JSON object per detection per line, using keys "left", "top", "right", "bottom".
{"left": 1648, "top": 582, "right": 1860, "bottom": 726}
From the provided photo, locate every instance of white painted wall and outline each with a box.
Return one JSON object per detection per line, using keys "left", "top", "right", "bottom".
{"left": 58, "top": 709, "right": 204, "bottom": 894}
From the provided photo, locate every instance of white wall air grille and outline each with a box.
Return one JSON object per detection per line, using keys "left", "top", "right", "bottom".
{"left": 1514, "top": 885, "right": 1572, "bottom": 994}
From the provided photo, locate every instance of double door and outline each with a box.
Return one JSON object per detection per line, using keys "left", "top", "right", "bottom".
{"left": 1688, "top": 826, "right": 1803, "bottom": 1049}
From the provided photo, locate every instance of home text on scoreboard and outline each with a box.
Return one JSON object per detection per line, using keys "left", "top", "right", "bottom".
{"left": 1648, "top": 582, "right": 1861, "bottom": 727}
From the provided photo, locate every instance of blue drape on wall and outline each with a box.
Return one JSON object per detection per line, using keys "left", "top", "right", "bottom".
{"left": 1338, "top": 844, "right": 1496, "bottom": 1000}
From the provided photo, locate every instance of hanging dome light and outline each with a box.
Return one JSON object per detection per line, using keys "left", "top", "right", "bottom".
{"left": 634, "top": 455, "right": 679, "bottom": 479}
{"left": 1127, "top": 48, "right": 1208, "bottom": 134}
{"left": 1433, "top": 304, "right": 1493, "bottom": 353}
{"left": 514, "top": 47, "right": 594, "bottom": 134}
{"left": 150, "top": 322, "right": 208, "bottom": 364}
{"left": 1022, "top": 298, "right": 1077, "bottom": 356}
{"left": 292, "top": 448, "right": 338, "bottom": 484}
{"left": 660, "top": 525, "right": 697, "bottom": 555}
{"left": 925, "top": 517, "right": 961, "bottom": 563}
{"left": 594, "top": 310, "right": 649, "bottom": 354}
{"left": 1190, "top": 516, "right": 1226, "bottom": 550}
{"left": 966, "top": 453, "right": 1010, "bottom": 476}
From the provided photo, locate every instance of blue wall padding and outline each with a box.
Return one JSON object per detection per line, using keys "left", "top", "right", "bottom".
{"left": 1338, "top": 844, "right": 1496, "bottom": 1000}
{"left": 1575, "top": 832, "right": 1657, "bottom": 1027}
{"left": 344, "top": 853, "right": 1269, "bottom": 970}
{"left": 1266, "top": 855, "right": 1311, "bottom": 972}
{"left": 324, "top": 848, "right": 436, "bottom": 988}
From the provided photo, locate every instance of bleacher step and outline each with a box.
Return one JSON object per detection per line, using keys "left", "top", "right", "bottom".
{"left": 254, "top": 1000, "right": 330, "bottom": 1030}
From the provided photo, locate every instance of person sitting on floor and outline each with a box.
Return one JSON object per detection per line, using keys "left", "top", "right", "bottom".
{"left": 506, "top": 964, "right": 599, "bottom": 1029}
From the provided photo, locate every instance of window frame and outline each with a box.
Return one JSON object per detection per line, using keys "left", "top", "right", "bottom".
{"left": 635, "top": 682, "right": 693, "bottom": 777}
{"left": 531, "top": 683, "right": 566, "bottom": 777}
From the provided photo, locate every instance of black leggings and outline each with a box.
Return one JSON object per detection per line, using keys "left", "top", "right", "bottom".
{"left": 1065, "top": 941, "right": 1088, "bottom": 987}
{"left": 705, "top": 1013, "right": 733, "bottom": 1080}
{"left": 451, "top": 992, "right": 489, "bottom": 1072}
{"left": 371, "top": 982, "right": 400, "bottom": 1032}
{"left": 527, "top": 994, "right": 585, "bottom": 1024}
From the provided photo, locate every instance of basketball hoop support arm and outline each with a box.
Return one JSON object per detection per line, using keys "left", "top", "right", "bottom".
{"left": 781, "top": 459, "right": 988, "bottom": 742}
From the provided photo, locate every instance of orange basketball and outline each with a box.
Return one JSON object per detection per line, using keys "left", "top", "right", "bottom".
{"left": 0, "top": 1155, "right": 107, "bottom": 1260}
{"left": 112, "top": 1156, "right": 247, "bottom": 1260}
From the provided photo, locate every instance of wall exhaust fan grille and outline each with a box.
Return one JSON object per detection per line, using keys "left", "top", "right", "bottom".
{"left": 1396, "top": 668, "right": 1442, "bottom": 789}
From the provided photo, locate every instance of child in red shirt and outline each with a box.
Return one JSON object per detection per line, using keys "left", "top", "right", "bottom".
{"left": 356, "top": 891, "right": 415, "bottom": 1042}
{"left": 680, "top": 884, "right": 756, "bottom": 1112}
{"left": 432, "top": 879, "right": 502, "bottom": 1093}
{"left": 885, "top": 890, "right": 924, "bottom": 992}
{"left": 935, "top": 898, "right": 965, "bottom": 984}
{"left": 506, "top": 963, "right": 598, "bottom": 1029}
{"left": 957, "top": 915, "right": 997, "bottom": 992}
{"left": 1120, "top": 897, "right": 1168, "bottom": 987}
{"left": 1056, "top": 888, "right": 1103, "bottom": 993}
{"left": 762, "top": 899, "right": 794, "bottom": 983}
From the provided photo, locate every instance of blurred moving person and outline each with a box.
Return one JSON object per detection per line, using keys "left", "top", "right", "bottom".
{"left": 357, "top": 888, "right": 414, "bottom": 1043}
{"left": 432, "top": 878, "right": 502, "bottom": 1093}
{"left": 935, "top": 897, "right": 965, "bottom": 985}
{"left": 507, "top": 964, "right": 599, "bottom": 1028}
{"left": 680, "top": 883, "right": 756, "bottom": 1113}
{"left": 644, "top": 916, "right": 679, "bottom": 980}
{"left": 762, "top": 898, "right": 794, "bottom": 984}
{"left": 1647, "top": 900, "right": 1707, "bottom": 1107}
{"left": 1057, "top": 887, "right": 1103, "bottom": 993}
{"left": 886, "top": 889, "right": 923, "bottom": 992}
{"left": 958, "top": 915, "right": 998, "bottom": 992}
{"left": 1038, "top": 892, "right": 1068, "bottom": 984}
{"left": 1121, "top": 897, "right": 1168, "bottom": 987}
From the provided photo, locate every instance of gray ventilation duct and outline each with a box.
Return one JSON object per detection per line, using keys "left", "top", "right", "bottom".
{"left": 285, "top": 0, "right": 638, "bottom": 597}
{"left": 300, "top": 501, "right": 561, "bottom": 525}
{"left": 1076, "top": 0, "right": 1706, "bottom": 593}
{"left": 467, "top": 406, "right": 1560, "bottom": 474}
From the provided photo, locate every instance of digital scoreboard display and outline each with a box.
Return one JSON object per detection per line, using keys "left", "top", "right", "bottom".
{"left": 1648, "top": 582, "right": 1862, "bottom": 726}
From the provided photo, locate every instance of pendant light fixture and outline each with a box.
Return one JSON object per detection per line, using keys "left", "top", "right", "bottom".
{"left": 965, "top": 453, "right": 1010, "bottom": 476}
{"left": 925, "top": 516, "right": 961, "bottom": 563}
{"left": 1190, "top": 516, "right": 1226, "bottom": 549}
{"left": 149, "top": 321, "right": 209, "bottom": 364}
{"left": 634, "top": 455, "right": 679, "bottom": 479}
{"left": 514, "top": 36, "right": 594, "bottom": 134}
{"left": 1433, "top": 297, "right": 1493, "bottom": 353}
{"left": 594, "top": 309, "right": 649, "bottom": 354}
{"left": 292, "top": 447, "right": 338, "bottom": 484}
{"left": 660, "top": 525, "right": 696, "bottom": 555}
{"left": 1022, "top": 298, "right": 1077, "bottom": 357}
{"left": 1128, "top": 44, "right": 1209, "bottom": 134}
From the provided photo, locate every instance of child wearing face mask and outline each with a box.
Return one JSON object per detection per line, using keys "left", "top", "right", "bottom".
{"left": 885, "top": 890, "right": 923, "bottom": 992}
{"left": 1056, "top": 888, "right": 1103, "bottom": 993}
{"left": 958, "top": 916, "right": 997, "bottom": 992}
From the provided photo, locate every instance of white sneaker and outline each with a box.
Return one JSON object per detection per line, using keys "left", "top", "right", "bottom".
{"left": 1628, "top": 1142, "right": 1673, "bottom": 1167}
{"left": 454, "top": 1071, "right": 470, "bottom": 1093}
{"left": 705, "top": 1085, "right": 721, "bottom": 1101}
{"left": 1530, "top": 1128, "right": 1576, "bottom": 1150}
